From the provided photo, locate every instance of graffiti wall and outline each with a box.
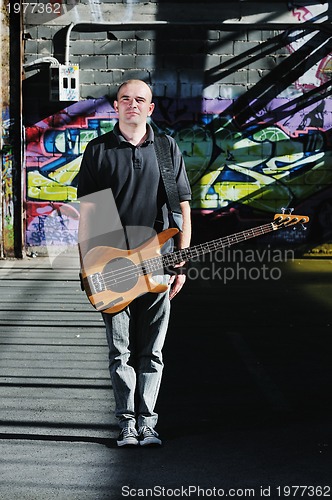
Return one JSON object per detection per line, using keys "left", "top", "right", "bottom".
{"left": 1, "top": 0, "right": 12, "bottom": 257}
{"left": 1, "top": 106, "right": 14, "bottom": 255}
{"left": 25, "top": 96, "right": 332, "bottom": 250}
{"left": 24, "top": 17, "right": 332, "bottom": 252}
{"left": 1, "top": 145, "right": 14, "bottom": 252}
{"left": 25, "top": 100, "right": 117, "bottom": 249}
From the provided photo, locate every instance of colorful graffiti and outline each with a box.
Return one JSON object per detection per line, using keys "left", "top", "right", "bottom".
{"left": 24, "top": 15, "right": 332, "bottom": 249}
{"left": 25, "top": 95, "right": 332, "bottom": 248}
{"left": 25, "top": 100, "right": 117, "bottom": 247}
{"left": 1, "top": 104, "right": 14, "bottom": 254}
{"left": 1, "top": 145, "right": 14, "bottom": 251}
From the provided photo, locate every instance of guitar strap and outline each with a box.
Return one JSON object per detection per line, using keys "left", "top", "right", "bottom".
{"left": 154, "top": 135, "right": 183, "bottom": 231}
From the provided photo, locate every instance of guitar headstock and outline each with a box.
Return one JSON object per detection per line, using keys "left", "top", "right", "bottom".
{"left": 273, "top": 210, "right": 309, "bottom": 229}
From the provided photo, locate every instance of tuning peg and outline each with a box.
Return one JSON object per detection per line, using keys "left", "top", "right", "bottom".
{"left": 281, "top": 207, "right": 294, "bottom": 214}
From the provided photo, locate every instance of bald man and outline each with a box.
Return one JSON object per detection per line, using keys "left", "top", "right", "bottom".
{"left": 78, "top": 80, "right": 191, "bottom": 447}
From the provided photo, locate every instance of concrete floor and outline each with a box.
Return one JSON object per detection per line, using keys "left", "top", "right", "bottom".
{"left": 0, "top": 254, "right": 331, "bottom": 499}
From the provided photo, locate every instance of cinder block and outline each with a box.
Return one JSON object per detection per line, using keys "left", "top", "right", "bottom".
{"left": 178, "top": 69, "right": 204, "bottom": 84}
{"left": 80, "top": 56, "right": 107, "bottom": 70}
{"left": 70, "top": 40, "right": 94, "bottom": 55}
{"left": 137, "top": 40, "right": 152, "bottom": 55}
{"left": 81, "top": 84, "right": 109, "bottom": 99}
{"left": 107, "top": 55, "right": 136, "bottom": 70}
{"left": 248, "top": 30, "right": 264, "bottom": 42}
{"left": 104, "top": 41, "right": 122, "bottom": 55}
{"left": 24, "top": 26, "right": 38, "bottom": 39}
{"left": 94, "top": 71, "right": 114, "bottom": 85}
{"left": 220, "top": 84, "right": 246, "bottom": 100}
{"left": 136, "top": 55, "right": 155, "bottom": 69}
{"left": 80, "top": 31, "right": 107, "bottom": 41}
{"left": 209, "top": 39, "right": 234, "bottom": 55}
{"left": 248, "top": 69, "right": 262, "bottom": 84}
{"left": 37, "top": 40, "right": 52, "bottom": 55}
{"left": 249, "top": 55, "right": 277, "bottom": 71}
{"left": 205, "top": 55, "right": 221, "bottom": 70}
{"left": 203, "top": 85, "right": 220, "bottom": 99}
{"left": 234, "top": 41, "right": 257, "bottom": 55}
{"left": 37, "top": 26, "right": 54, "bottom": 40}
{"left": 152, "top": 83, "right": 166, "bottom": 97}
{"left": 124, "top": 69, "right": 152, "bottom": 82}
{"left": 24, "top": 39, "right": 38, "bottom": 55}
{"left": 94, "top": 40, "right": 120, "bottom": 55}
{"left": 180, "top": 83, "right": 193, "bottom": 99}
{"left": 136, "top": 31, "right": 158, "bottom": 41}
{"left": 166, "top": 83, "right": 181, "bottom": 98}
{"left": 122, "top": 40, "right": 137, "bottom": 54}
{"left": 191, "top": 83, "right": 204, "bottom": 98}
{"left": 79, "top": 70, "right": 95, "bottom": 84}
{"left": 152, "top": 69, "right": 178, "bottom": 83}
{"left": 115, "top": 31, "right": 137, "bottom": 40}
{"left": 207, "top": 30, "right": 220, "bottom": 41}
{"left": 111, "top": 70, "right": 126, "bottom": 83}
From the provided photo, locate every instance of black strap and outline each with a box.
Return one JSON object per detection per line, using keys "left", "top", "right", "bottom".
{"left": 154, "top": 135, "right": 182, "bottom": 217}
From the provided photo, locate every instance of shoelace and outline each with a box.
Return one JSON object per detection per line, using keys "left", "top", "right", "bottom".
{"left": 140, "top": 426, "right": 157, "bottom": 437}
{"left": 122, "top": 427, "right": 137, "bottom": 438}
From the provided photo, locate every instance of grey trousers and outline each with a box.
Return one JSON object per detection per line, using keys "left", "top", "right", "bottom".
{"left": 102, "top": 283, "right": 170, "bottom": 430}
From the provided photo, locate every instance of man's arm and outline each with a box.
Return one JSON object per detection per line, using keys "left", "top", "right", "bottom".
{"left": 177, "top": 200, "right": 191, "bottom": 250}
{"left": 169, "top": 200, "right": 191, "bottom": 300}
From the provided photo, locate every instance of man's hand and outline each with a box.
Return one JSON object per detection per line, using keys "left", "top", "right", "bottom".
{"left": 168, "top": 264, "right": 187, "bottom": 300}
{"left": 168, "top": 200, "right": 191, "bottom": 300}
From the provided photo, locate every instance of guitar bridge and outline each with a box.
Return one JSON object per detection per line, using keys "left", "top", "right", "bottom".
{"left": 88, "top": 272, "right": 106, "bottom": 294}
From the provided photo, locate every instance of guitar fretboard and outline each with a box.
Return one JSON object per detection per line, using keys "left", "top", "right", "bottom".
{"left": 141, "top": 221, "right": 275, "bottom": 274}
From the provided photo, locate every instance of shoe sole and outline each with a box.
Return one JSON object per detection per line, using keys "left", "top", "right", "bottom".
{"left": 139, "top": 439, "right": 162, "bottom": 446}
{"left": 117, "top": 439, "right": 139, "bottom": 447}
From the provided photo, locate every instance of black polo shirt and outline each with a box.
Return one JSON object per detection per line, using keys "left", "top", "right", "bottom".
{"left": 77, "top": 123, "right": 191, "bottom": 250}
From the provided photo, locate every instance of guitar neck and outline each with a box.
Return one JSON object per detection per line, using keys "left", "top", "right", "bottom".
{"left": 161, "top": 221, "right": 276, "bottom": 268}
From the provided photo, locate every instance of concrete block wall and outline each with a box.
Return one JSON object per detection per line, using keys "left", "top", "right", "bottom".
{"left": 23, "top": 1, "right": 300, "bottom": 103}
{"left": 24, "top": 24, "right": 290, "bottom": 102}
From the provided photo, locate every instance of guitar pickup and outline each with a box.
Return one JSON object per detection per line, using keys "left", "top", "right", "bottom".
{"left": 94, "top": 296, "right": 124, "bottom": 312}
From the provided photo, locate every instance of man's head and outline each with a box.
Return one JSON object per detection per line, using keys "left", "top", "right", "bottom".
{"left": 114, "top": 80, "right": 155, "bottom": 128}
{"left": 116, "top": 79, "right": 153, "bottom": 102}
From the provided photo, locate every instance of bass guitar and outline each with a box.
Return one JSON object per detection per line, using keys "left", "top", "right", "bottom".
{"left": 80, "top": 212, "right": 309, "bottom": 314}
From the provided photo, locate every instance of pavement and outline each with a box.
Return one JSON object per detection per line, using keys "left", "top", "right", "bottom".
{"left": 0, "top": 250, "right": 331, "bottom": 500}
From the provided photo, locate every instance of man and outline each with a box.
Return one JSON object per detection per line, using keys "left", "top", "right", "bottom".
{"left": 77, "top": 80, "right": 191, "bottom": 447}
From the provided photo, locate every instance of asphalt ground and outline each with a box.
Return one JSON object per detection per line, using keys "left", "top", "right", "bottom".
{"left": 0, "top": 251, "right": 331, "bottom": 500}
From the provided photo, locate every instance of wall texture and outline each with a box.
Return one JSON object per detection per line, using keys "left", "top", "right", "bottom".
{"left": 22, "top": 1, "right": 332, "bottom": 255}
{"left": 0, "top": 0, "right": 12, "bottom": 256}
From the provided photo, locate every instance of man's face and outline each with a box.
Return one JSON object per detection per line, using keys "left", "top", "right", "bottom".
{"left": 114, "top": 81, "right": 155, "bottom": 127}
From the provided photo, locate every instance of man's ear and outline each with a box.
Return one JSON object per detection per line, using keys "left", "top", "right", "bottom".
{"left": 148, "top": 102, "right": 155, "bottom": 116}
{"left": 114, "top": 100, "right": 118, "bottom": 112}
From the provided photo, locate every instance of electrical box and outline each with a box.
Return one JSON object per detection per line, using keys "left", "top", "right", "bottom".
{"left": 49, "top": 64, "right": 80, "bottom": 102}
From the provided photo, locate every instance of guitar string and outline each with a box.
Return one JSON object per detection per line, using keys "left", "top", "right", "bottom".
{"left": 98, "top": 223, "right": 275, "bottom": 287}
{"left": 95, "top": 222, "right": 276, "bottom": 289}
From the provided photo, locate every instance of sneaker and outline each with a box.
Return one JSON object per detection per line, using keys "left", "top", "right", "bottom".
{"left": 117, "top": 427, "right": 139, "bottom": 447}
{"left": 138, "top": 426, "right": 162, "bottom": 446}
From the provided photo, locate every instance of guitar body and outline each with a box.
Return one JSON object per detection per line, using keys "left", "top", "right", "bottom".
{"left": 81, "top": 228, "right": 179, "bottom": 314}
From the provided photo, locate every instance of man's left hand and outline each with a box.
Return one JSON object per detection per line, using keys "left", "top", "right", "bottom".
{"left": 168, "top": 267, "right": 187, "bottom": 300}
